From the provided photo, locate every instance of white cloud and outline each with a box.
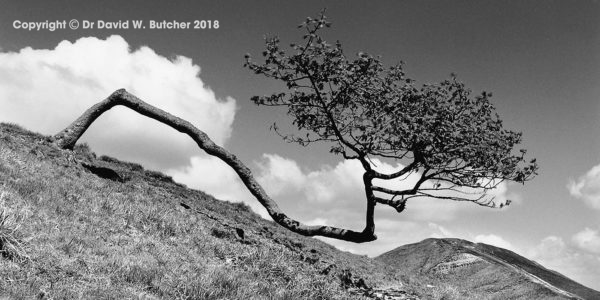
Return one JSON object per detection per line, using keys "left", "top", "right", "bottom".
{"left": 528, "top": 235, "right": 600, "bottom": 291}
{"left": 255, "top": 154, "right": 306, "bottom": 196}
{"left": 572, "top": 227, "right": 600, "bottom": 255}
{"left": 0, "top": 35, "right": 236, "bottom": 170}
{"left": 254, "top": 154, "right": 512, "bottom": 224}
{"left": 167, "top": 155, "right": 268, "bottom": 218}
{"left": 427, "top": 222, "right": 455, "bottom": 238}
{"left": 474, "top": 234, "right": 517, "bottom": 252}
{"left": 254, "top": 154, "right": 368, "bottom": 223}
{"left": 568, "top": 164, "right": 600, "bottom": 210}
{"left": 305, "top": 218, "right": 329, "bottom": 226}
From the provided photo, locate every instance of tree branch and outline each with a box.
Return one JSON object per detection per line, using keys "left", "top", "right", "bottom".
{"left": 374, "top": 196, "right": 406, "bottom": 212}
{"left": 53, "top": 89, "right": 377, "bottom": 243}
{"left": 371, "top": 167, "right": 430, "bottom": 196}
{"left": 299, "top": 60, "right": 371, "bottom": 171}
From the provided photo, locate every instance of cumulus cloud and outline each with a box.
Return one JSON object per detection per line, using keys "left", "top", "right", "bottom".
{"left": 253, "top": 154, "right": 367, "bottom": 226}
{"left": 528, "top": 235, "right": 600, "bottom": 291}
{"left": 427, "top": 222, "right": 455, "bottom": 238}
{"left": 572, "top": 227, "right": 600, "bottom": 255}
{"left": 254, "top": 154, "right": 512, "bottom": 224}
{"left": 255, "top": 154, "right": 306, "bottom": 196}
{"left": 167, "top": 155, "right": 269, "bottom": 218}
{"left": 474, "top": 234, "right": 517, "bottom": 252}
{"left": 568, "top": 164, "right": 600, "bottom": 210}
{"left": 0, "top": 35, "right": 236, "bottom": 170}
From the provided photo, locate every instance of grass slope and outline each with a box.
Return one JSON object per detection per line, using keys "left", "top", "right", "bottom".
{"left": 0, "top": 123, "right": 393, "bottom": 299}
{"left": 2, "top": 122, "right": 595, "bottom": 300}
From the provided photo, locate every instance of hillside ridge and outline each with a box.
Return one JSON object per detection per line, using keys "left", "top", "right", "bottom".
{"left": 377, "top": 238, "right": 599, "bottom": 299}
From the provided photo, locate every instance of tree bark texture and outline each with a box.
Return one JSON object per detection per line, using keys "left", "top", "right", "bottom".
{"left": 53, "top": 89, "right": 377, "bottom": 242}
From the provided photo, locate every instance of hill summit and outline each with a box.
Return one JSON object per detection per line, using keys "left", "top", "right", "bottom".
{"left": 377, "top": 238, "right": 600, "bottom": 299}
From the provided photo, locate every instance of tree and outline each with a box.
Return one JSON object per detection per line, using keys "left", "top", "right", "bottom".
{"left": 243, "top": 13, "right": 537, "bottom": 240}
{"left": 53, "top": 13, "right": 537, "bottom": 243}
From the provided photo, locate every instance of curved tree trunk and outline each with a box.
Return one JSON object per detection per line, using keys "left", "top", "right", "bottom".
{"left": 53, "top": 89, "right": 377, "bottom": 243}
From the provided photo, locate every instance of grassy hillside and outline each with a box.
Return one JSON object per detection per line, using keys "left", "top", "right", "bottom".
{"left": 0, "top": 123, "right": 399, "bottom": 299}
{"left": 377, "top": 238, "right": 600, "bottom": 300}
{"left": 2, "top": 122, "right": 596, "bottom": 300}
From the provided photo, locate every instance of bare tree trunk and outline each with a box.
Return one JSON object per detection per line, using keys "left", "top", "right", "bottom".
{"left": 53, "top": 89, "right": 377, "bottom": 243}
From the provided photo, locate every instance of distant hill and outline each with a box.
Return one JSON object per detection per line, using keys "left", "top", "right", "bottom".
{"left": 377, "top": 238, "right": 600, "bottom": 299}
{"left": 1, "top": 122, "right": 597, "bottom": 299}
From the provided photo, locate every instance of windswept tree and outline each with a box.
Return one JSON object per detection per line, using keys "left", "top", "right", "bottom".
{"left": 54, "top": 13, "right": 537, "bottom": 243}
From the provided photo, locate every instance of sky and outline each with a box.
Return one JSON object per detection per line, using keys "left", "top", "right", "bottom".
{"left": 0, "top": 0, "right": 599, "bottom": 290}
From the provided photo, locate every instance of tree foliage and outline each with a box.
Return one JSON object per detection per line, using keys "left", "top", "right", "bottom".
{"left": 245, "top": 13, "right": 537, "bottom": 219}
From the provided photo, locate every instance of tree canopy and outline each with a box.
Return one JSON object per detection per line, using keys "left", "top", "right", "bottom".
{"left": 244, "top": 12, "right": 537, "bottom": 238}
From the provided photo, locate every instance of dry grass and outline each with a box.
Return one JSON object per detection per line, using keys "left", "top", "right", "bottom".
{"left": 0, "top": 191, "right": 30, "bottom": 263}
{"left": 0, "top": 123, "right": 374, "bottom": 299}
